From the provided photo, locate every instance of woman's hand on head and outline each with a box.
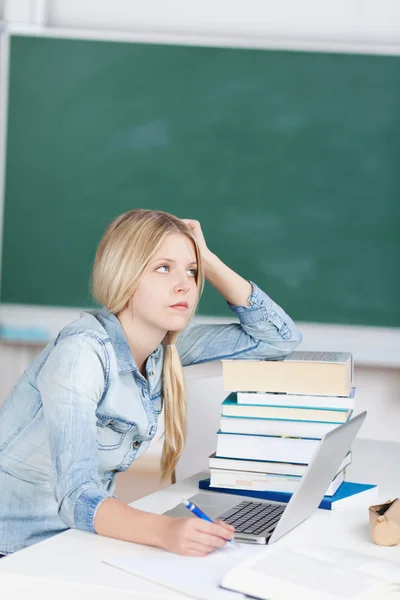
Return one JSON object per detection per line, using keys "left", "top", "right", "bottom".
{"left": 160, "top": 516, "right": 235, "bottom": 556}
{"left": 180, "top": 219, "right": 210, "bottom": 258}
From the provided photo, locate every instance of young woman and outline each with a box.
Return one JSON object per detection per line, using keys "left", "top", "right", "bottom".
{"left": 0, "top": 208, "right": 302, "bottom": 558}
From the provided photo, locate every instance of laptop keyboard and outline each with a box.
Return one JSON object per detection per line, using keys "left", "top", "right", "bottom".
{"left": 217, "top": 500, "right": 285, "bottom": 536}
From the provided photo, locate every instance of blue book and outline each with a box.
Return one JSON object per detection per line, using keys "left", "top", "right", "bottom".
{"left": 199, "top": 478, "right": 378, "bottom": 511}
{"left": 222, "top": 393, "right": 352, "bottom": 424}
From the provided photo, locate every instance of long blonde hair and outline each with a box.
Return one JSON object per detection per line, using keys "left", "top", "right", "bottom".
{"left": 92, "top": 208, "right": 204, "bottom": 481}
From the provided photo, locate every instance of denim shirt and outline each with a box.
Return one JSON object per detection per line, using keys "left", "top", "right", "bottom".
{"left": 0, "top": 282, "right": 302, "bottom": 554}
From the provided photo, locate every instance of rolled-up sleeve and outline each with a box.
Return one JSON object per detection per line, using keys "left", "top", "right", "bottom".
{"left": 177, "top": 281, "right": 302, "bottom": 366}
{"left": 36, "top": 333, "right": 113, "bottom": 532}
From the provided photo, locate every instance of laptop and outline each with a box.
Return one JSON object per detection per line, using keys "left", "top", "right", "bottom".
{"left": 163, "top": 411, "right": 366, "bottom": 544}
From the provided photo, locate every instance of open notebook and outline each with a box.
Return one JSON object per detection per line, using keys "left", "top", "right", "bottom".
{"left": 221, "top": 544, "right": 400, "bottom": 600}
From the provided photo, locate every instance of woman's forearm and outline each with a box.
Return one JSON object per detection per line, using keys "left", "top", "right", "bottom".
{"left": 202, "top": 251, "right": 253, "bottom": 307}
{"left": 94, "top": 497, "right": 169, "bottom": 548}
{"left": 93, "top": 496, "right": 234, "bottom": 556}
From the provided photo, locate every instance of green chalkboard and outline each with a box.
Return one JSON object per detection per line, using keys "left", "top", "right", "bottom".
{"left": 2, "top": 35, "right": 400, "bottom": 327}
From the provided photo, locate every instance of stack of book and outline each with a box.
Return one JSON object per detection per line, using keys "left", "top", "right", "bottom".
{"left": 199, "top": 351, "right": 377, "bottom": 510}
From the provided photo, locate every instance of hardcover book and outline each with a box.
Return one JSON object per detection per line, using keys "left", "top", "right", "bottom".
{"left": 222, "top": 393, "right": 352, "bottom": 424}
{"left": 209, "top": 451, "right": 352, "bottom": 478}
{"left": 209, "top": 467, "right": 345, "bottom": 496}
{"left": 216, "top": 430, "right": 322, "bottom": 464}
{"left": 199, "top": 478, "right": 378, "bottom": 511}
{"left": 237, "top": 387, "right": 356, "bottom": 410}
{"left": 222, "top": 351, "right": 353, "bottom": 396}
{"left": 220, "top": 415, "right": 345, "bottom": 438}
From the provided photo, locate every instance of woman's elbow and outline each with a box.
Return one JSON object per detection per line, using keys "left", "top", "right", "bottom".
{"left": 291, "top": 327, "right": 303, "bottom": 346}
{"left": 272, "top": 328, "right": 303, "bottom": 356}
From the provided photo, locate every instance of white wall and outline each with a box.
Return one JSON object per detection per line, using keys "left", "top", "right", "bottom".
{"left": 42, "top": 1, "right": 400, "bottom": 46}
{"left": 3, "top": 0, "right": 400, "bottom": 49}
{"left": 1, "top": 0, "right": 399, "bottom": 451}
{"left": 1, "top": 343, "right": 399, "bottom": 455}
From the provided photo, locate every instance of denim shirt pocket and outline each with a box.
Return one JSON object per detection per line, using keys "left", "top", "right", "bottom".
{"left": 96, "top": 413, "right": 136, "bottom": 450}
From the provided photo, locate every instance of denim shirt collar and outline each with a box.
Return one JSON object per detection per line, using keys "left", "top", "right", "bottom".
{"left": 94, "top": 307, "right": 162, "bottom": 374}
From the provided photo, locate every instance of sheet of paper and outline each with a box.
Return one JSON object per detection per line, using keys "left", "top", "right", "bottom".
{"left": 104, "top": 544, "right": 261, "bottom": 600}
{"left": 0, "top": 572, "right": 176, "bottom": 600}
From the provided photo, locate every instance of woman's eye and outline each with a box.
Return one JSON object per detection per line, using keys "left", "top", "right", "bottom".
{"left": 156, "top": 265, "right": 197, "bottom": 276}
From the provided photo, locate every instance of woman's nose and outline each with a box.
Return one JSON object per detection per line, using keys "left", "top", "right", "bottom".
{"left": 174, "top": 272, "right": 191, "bottom": 292}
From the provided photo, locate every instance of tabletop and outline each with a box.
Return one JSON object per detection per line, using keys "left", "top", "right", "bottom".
{"left": 0, "top": 437, "right": 399, "bottom": 598}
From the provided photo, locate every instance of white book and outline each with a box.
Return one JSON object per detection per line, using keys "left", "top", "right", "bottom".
{"left": 220, "top": 415, "right": 341, "bottom": 438}
{"left": 237, "top": 387, "right": 356, "bottom": 410}
{"left": 209, "top": 451, "right": 352, "bottom": 478}
{"left": 209, "top": 467, "right": 345, "bottom": 496}
{"left": 216, "top": 431, "right": 320, "bottom": 464}
{"left": 221, "top": 544, "right": 400, "bottom": 600}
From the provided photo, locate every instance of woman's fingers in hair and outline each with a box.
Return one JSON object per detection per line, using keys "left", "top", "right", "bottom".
{"left": 180, "top": 219, "right": 208, "bottom": 254}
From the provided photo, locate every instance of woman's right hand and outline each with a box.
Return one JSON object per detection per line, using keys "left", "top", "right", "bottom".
{"left": 159, "top": 516, "right": 235, "bottom": 557}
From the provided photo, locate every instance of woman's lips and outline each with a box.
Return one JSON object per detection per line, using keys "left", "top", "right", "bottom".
{"left": 170, "top": 303, "right": 189, "bottom": 311}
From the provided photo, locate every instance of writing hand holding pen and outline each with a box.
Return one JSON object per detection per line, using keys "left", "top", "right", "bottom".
{"left": 182, "top": 499, "right": 241, "bottom": 550}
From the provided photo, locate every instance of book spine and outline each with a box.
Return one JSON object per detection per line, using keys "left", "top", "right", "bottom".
{"left": 216, "top": 433, "right": 320, "bottom": 464}
{"left": 222, "top": 356, "right": 352, "bottom": 396}
{"left": 224, "top": 399, "right": 350, "bottom": 412}
{"left": 210, "top": 471, "right": 302, "bottom": 493}
{"left": 221, "top": 414, "right": 346, "bottom": 423}
{"left": 220, "top": 416, "right": 340, "bottom": 438}
{"left": 209, "top": 458, "right": 307, "bottom": 477}
{"left": 217, "top": 431, "right": 320, "bottom": 441}
{"left": 198, "top": 479, "right": 333, "bottom": 510}
{"left": 237, "top": 387, "right": 356, "bottom": 406}
{"left": 209, "top": 452, "right": 351, "bottom": 478}
{"left": 222, "top": 402, "right": 351, "bottom": 423}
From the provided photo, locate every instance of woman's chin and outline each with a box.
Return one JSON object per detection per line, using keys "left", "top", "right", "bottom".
{"left": 166, "top": 316, "right": 190, "bottom": 331}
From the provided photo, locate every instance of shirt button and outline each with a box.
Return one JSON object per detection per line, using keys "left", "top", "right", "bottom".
{"left": 149, "top": 370, "right": 154, "bottom": 377}
{"left": 133, "top": 441, "right": 140, "bottom": 449}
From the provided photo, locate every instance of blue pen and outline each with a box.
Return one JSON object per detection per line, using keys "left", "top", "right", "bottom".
{"left": 182, "top": 499, "right": 241, "bottom": 549}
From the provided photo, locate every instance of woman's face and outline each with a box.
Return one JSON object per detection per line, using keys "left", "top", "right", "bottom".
{"left": 129, "top": 233, "right": 199, "bottom": 334}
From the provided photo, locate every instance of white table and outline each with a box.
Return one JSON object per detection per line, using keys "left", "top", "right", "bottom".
{"left": 0, "top": 438, "right": 399, "bottom": 599}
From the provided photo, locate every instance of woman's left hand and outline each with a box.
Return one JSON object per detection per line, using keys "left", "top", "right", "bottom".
{"left": 181, "top": 219, "right": 211, "bottom": 259}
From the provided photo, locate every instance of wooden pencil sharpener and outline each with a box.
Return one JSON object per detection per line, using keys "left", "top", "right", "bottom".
{"left": 369, "top": 498, "right": 400, "bottom": 546}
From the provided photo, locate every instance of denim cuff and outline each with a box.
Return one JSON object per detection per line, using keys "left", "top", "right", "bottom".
{"left": 227, "top": 280, "right": 272, "bottom": 325}
{"left": 74, "top": 486, "right": 112, "bottom": 532}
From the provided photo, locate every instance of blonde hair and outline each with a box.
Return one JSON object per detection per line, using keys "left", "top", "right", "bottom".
{"left": 92, "top": 208, "right": 204, "bottom": 481}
